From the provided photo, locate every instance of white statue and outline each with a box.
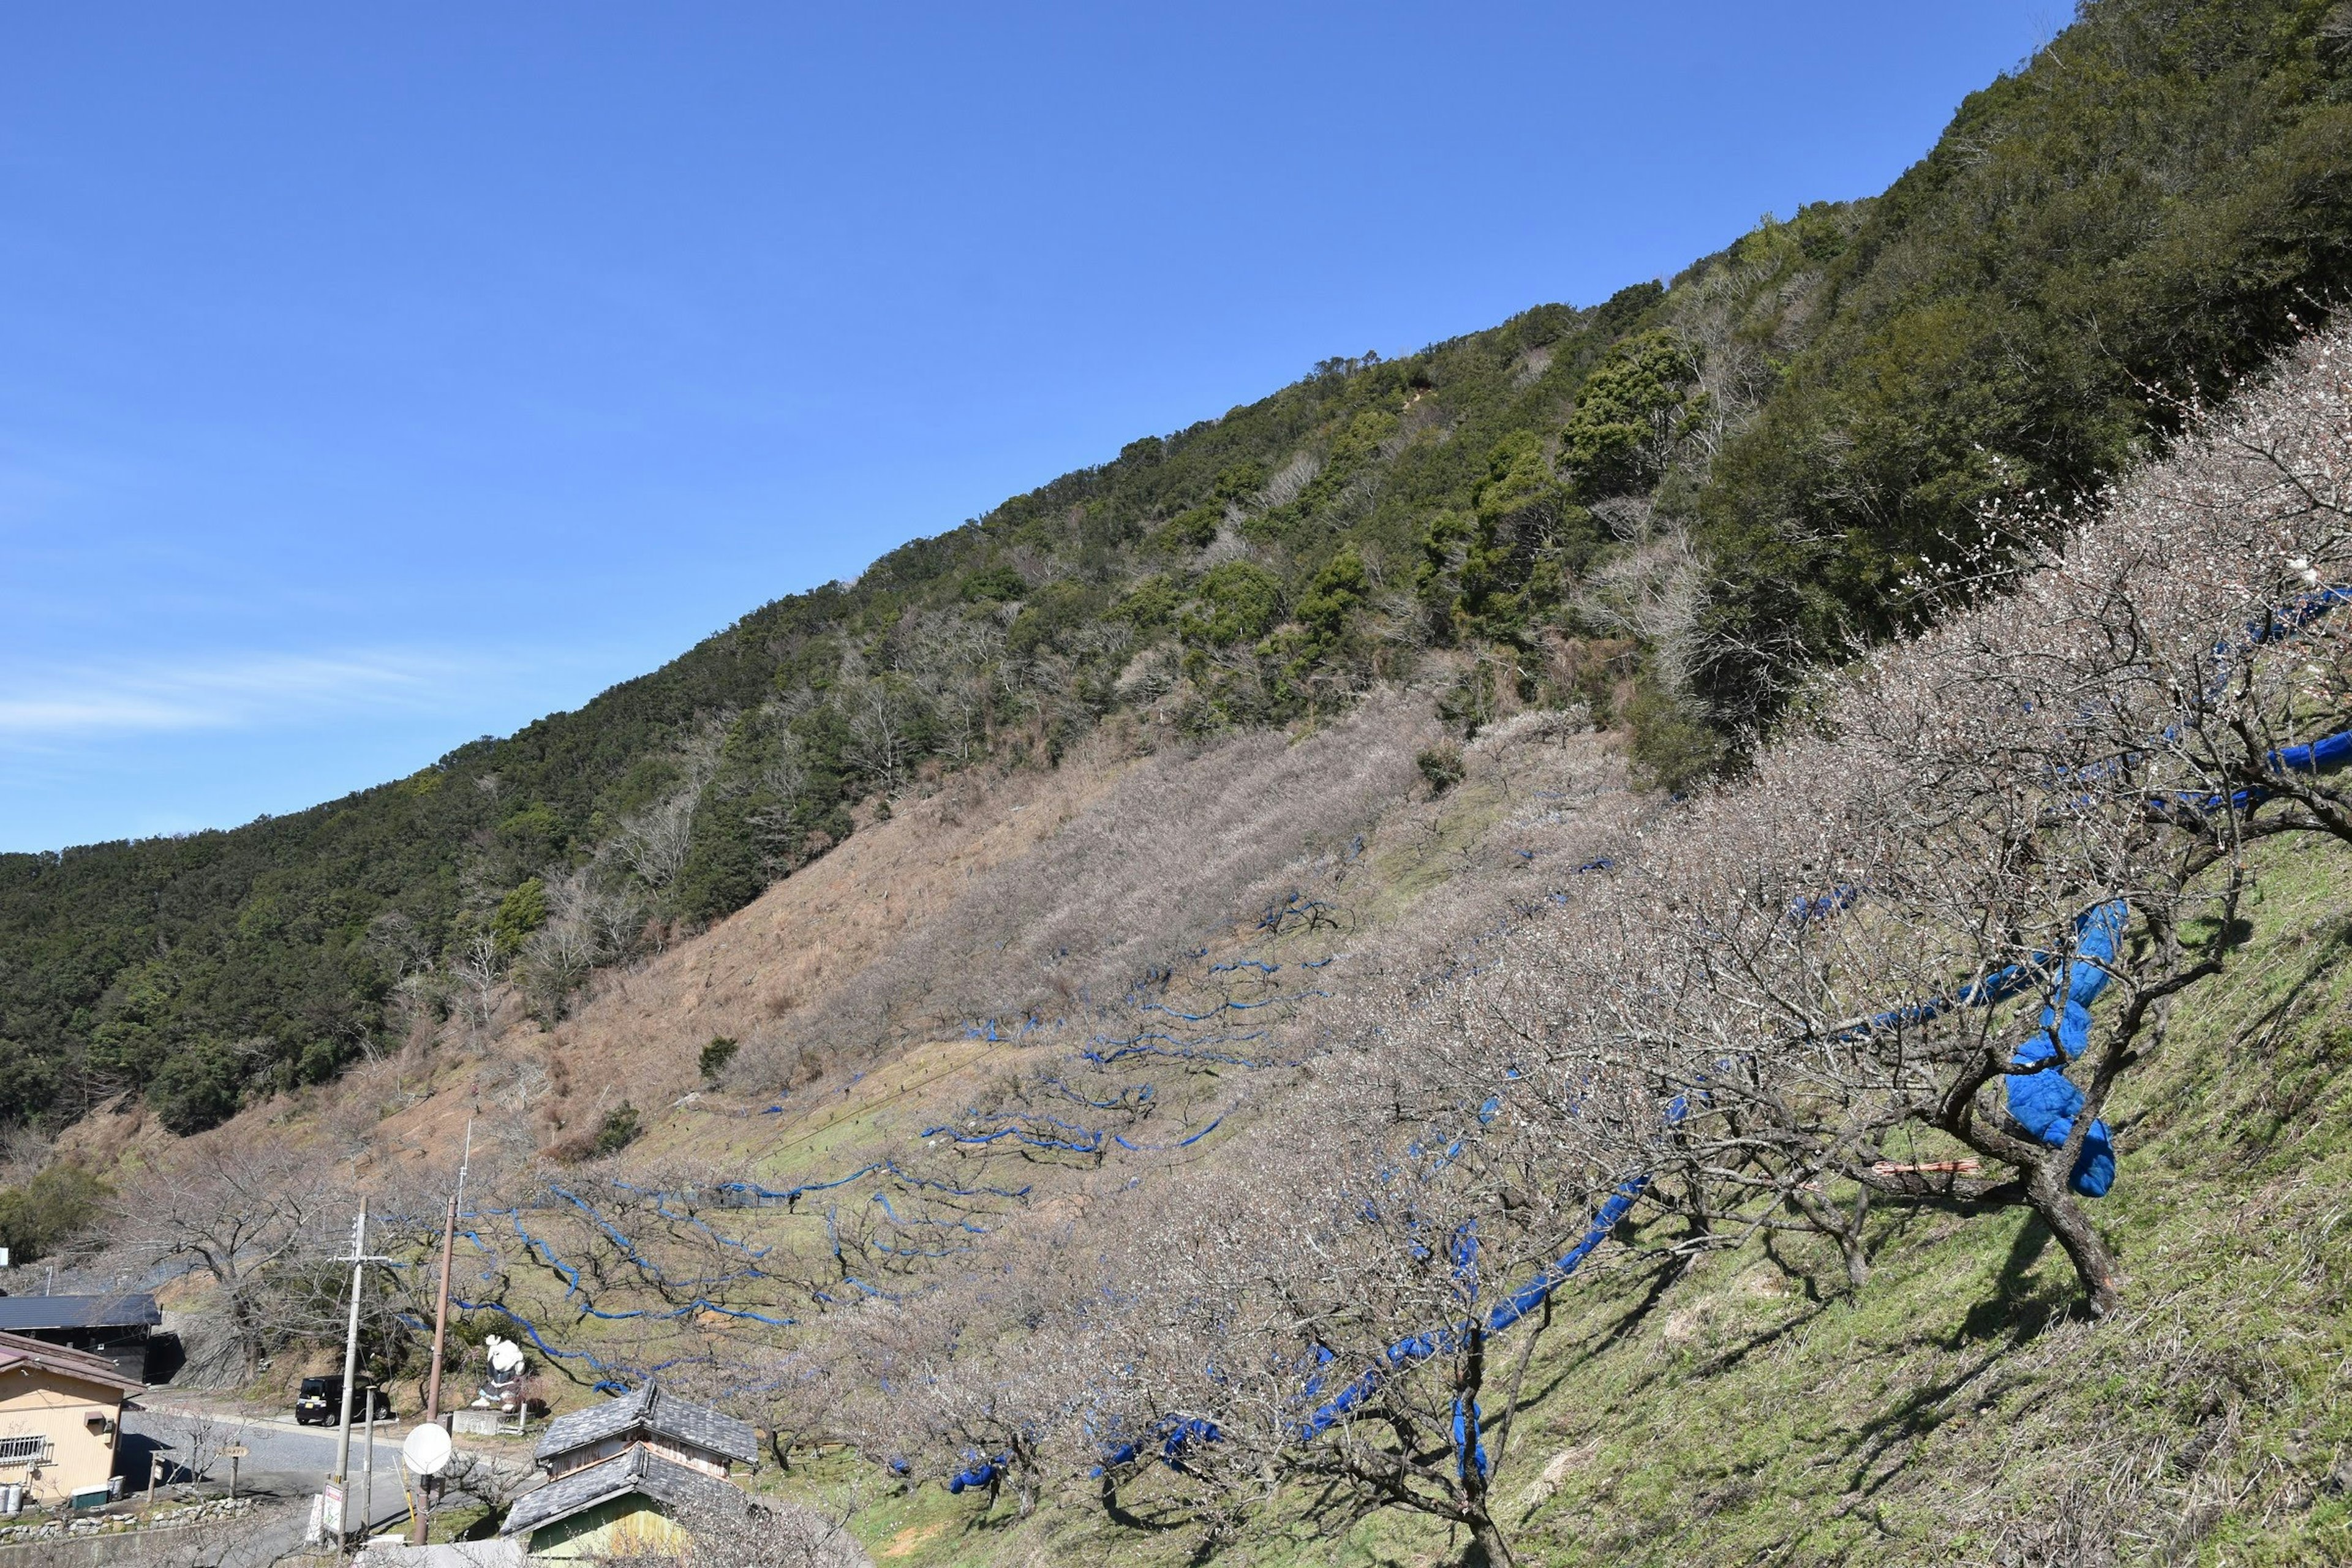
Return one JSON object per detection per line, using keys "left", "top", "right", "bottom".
{"left": 485, "top": 1336, "right": 527, "bottom": 1379}
{"left": 471, "top": 1334, "right": 529, "bottom": 1409}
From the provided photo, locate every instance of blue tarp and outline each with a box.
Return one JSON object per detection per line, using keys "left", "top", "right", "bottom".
{"left": 2003, "top": 902, "right": 2125, "bottom": 1197}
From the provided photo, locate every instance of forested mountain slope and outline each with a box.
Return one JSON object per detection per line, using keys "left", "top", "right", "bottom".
{"left": 0, "top": 271, "right": 1715, "bottom": 1139}
{"left": 1691, "top": 0, "right": 2352, "bottom": 728}
{"left": 5, "top": 0, "right": 2346, "bottom": 1149}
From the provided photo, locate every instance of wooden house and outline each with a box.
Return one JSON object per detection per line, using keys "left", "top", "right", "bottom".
{"left": 0, "top": 1329, "right": 142, "bottom": 1508}
{"left": 500, "top": 1382, "right": 757, "bottom": 1559}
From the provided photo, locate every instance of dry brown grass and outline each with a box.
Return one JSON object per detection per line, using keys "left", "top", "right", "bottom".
{"left": 772, "top": 692, "right": 1440, "bottom": 1079}
{"left": 364, "top": 726, "right": 1156, "bottom": 1166}
{"left": 79, "top": 692, "right": 1661, "bottom": 1471}
{"left": 337, "top": 694, "right": 1632, "bottom": 1198}
{"left": 58, "top": 698, "right": 1640, "bottom": 1289}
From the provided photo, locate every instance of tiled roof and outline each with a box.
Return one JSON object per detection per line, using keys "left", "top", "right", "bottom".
{"left": 501, "top": 1445, "right": 740, "bottom": 1537}
{"left": 0, "top": 1292, "right": 160, "bottom": 1332}
{"left": 533, "top": 1381, "right": 760, "bottom": 1467}
{"left": 0, "top": 1329, "right": 144, "bottom": 1392}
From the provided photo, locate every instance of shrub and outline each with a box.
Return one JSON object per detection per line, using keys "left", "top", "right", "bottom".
{"left": 297, "top": 1039, "right": 343, "bottom": 1085}
{"left": 1181, "top": 562, "right": 1284, "bottom": 647}
{"left": 1294, "top": 544, "right": 1368, "bottom": 660}
{"left": 0, "top": 1163, "right": 110, "bottom": 1264}
{"left": 1006, "top": 581, "right": 1092, "bottom": 657}
{"left": 148, "top": 1039, "right": 243, "bottom": 1136}
{"left": 699, "top": 1036, "right": 740, "bottom": 1081}
{"left": 1212, "top": 459, "right": 1268, "bottom": 506}
{"left": 1416, "top": 744, "right": 1465, "bottom": 794}
{"left": 1561, "top": 330, "right": 1699, "bottom": 499}
{"left": 492, "top": 804, "right": 565, "bottom": 874}
{"left": 960, "top": 564, "right": 1027, "bottom": 602}
{"left": 1114, "top": 575, "right": 1183, "bottom": 631}
{"left": 0, "top": 1040, "right": 59, "bottom": 1125}
{"left": 594, "top": 1102, "right": 643, "bottom": 1157}
{"left": 492, "top": 878, "right": 549, "bottom": 955}
{"left": 1156, "top": 506, "right": 1221, "bottom": 552}
{"left": 1625, "top": 677, "right": 1730, "bottom": 794}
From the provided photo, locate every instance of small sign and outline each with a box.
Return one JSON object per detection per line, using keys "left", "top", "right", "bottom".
{"left": 223, "top": 1445, "right": 249, "bottom": 1459}
{"left": 321, "top": 1483, "right": 344, "bottom": 1537}
{"left": 0, "top": 1246, "right": 10, "bottom": 1267}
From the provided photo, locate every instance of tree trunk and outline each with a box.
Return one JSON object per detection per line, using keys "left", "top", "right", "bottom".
{"left": 229, "top": 1286, "right": 264, "bottom": 1381}
{"left": 2030, "top": 1169, "right": 2120, "bottom": 1317}
{"left": 1840, "top": 1185, "right": 1871, "bottom": 1289}
{"left": 1839, "top": 1231, "right": 1870, "bottom": 1291}
{"left": 1464, "top": 1510, "right": 1519, "bottom": 1567}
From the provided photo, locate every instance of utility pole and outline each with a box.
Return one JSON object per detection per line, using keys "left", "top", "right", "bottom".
{"left": 412, "top": 1193, "right": 457, "bottom": 1547}
{"left": 423, "top": 1195, "right": 458, "bottom": 1425}
{"left": 328, "top": 1202, "right": 388, "bottom": 1558}
{"left": 425, "top": 1118, "right": 471, "bottom": 1427}
{"left": 413, "top": 1118, "right": 470, "bottom": 1548}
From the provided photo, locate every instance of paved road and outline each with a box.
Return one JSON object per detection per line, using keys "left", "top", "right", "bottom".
{"left": 120, "top": 1407, "right": 418, "bottom": 1566}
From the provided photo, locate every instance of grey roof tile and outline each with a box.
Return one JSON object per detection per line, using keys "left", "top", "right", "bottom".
{"left": 533, "top": 1382, "right": 652, "bottom": 1461}
{"left": 502, "top": 1446, "right": 741, "bottom": 1537}
{"left": 533, "top": 1381, "right": 759, "bottom": 1468}
{"left": 0, "top": 1329, "right": 145, "bottom": 1392}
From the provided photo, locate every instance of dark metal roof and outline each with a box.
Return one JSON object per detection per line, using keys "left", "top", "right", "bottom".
{"left": 0, "top": 1292, "right": 160, "bottom": 1332}
{"left": 533, "top": 1381, "right": 759, "bottom": 1468}
{"left": 502, "top": 1445, "right": 741, "bottom": 1537}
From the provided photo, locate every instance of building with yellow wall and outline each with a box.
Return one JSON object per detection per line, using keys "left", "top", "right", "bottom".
{"left": 0, "top": 1329, "right": 142, "bottom": 1507}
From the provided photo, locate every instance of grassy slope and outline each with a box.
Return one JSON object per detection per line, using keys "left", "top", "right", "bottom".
{"left": 779, "top": 835, "right": 2352, "bottom": 1567}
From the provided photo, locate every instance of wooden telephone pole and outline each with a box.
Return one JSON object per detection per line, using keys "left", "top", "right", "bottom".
{"left": 411, "top": 1118, "right": 469, "bottom": 1547}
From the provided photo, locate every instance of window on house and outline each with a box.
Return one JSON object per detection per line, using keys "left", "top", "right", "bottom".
{"left": 0, "top": 1434, "right": 48, "bottom": 1466}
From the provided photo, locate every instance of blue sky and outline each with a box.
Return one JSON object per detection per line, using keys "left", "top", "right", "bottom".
{"left": 0, "top": 2, "right": 2059, "bottom": 852}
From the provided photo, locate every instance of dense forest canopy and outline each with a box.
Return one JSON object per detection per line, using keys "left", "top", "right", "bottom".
{"left": 1692, "top": 0, "right": 2352, "bottom": 725}
{"left": 3, "top": 0, "right": 2348, "bottom": 1142}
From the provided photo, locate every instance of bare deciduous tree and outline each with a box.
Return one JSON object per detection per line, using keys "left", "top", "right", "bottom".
{"left": 777, "top": 322, "right": 2352, "bottom": 1551}
{"left": 152, "top": 1406, "right": 247, "bottom": 1483}
{"left": 449, "top": 931, "right": 507, "bottom": 1044}
{"left": 902, "top": 611, "right": 1003, "bottom": 766}
{"left": 839, "top": 658, "right": 921, "bottom": 795}
{"left": 634, "top": 1485, "right": 870, "bottom": 1568}
{"left": 104, "top": 1136, "right": 349, "bottom": 1380}
{"left": 518, "top": 869, "right": 625, "bottom": 1019}
{"left": 612, "top": 720, "right": 732, "bottom": 895}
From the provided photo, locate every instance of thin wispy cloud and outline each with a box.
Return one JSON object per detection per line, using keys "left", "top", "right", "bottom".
{"left": 0, "top": 649, "right": 473, "bottom": 739}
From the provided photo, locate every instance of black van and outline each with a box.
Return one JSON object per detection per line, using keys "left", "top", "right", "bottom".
{"left": 294, "top": 1376, "right": 393, "bottom": 1425}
